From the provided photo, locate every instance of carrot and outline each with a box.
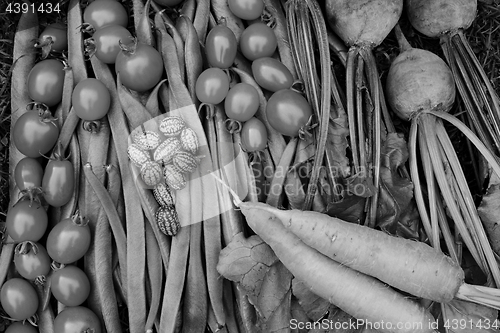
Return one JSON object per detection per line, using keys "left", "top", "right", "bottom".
{"left": 243, "top": 201, "right": 464, "bottom": 303}
{"left": 239, "top": 203, "right": 437, "bottom": 333}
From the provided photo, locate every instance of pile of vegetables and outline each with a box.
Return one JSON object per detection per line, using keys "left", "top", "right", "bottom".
{"left": 2, "top": 0, "right": 500, "bottom": 332}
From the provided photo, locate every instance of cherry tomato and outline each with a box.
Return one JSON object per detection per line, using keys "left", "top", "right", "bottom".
{"left": 27, "top": 59, "right": 65, "bottom": 107}
{"left": 14, "top": 242, "right": 51, "bottom": 281}
{"left": 14, "top": 157, "right": 44, "bottom": 190}
{"left": 152, "top": 0, "right": 184, "bottom": 6}
{"left": 51, "top": 265, "right": 90, "bottom": 307}
{"left": 224, "top": 83, "right": 259, "bottom": 122}
{"left": 241, "top": 117, "right": 268, "bottom": 152}
{"left": 54, "top": 306, "right": 102, "bottom": 333}
{"left": 0, "top": 278, "right": 39, "bottom": 320}
{"left": 72, "top": 78, "right": 111, "bottom": 121}
{"left": 83, "top": 0, "right": 128, "bottom": 30}
{"left": 195, "top": 68, "right": 230, "bottom": 104}
{"left": 5, "top": 321, "right": 38, "bottom": 333}
{"left": 37, "top": 23, "right": 68, "bottom": 52}
{"left": 115, "top": 42, "right": 164, "bottom": 92}
{"left": 205, "top": 25, "right": 238, "bottom": 69}
{"left": 89, "top": 25, "right": 134, "bottom": 64}
{"left": 239, "top": 22, "right": 277, "bottom": 61}
{"left": 42, "top": 159, "right": 74, "bottom": 207}
{"left": 228, "top": 0, "right": 264, "bottom": 20}
{"left": 13, "top": 110, "right": 59, "bottom": 158}
{"left": 252, "top": 57, "right": 294, "bottom": 92}
{"left": 266, "top": 89, "right": 312, "bottom": 137}
{"left": 46, "top": 217, "right": 91, "bottom": 264}
{"left": 6, "top": 200, "right": 48, "bottom": 243}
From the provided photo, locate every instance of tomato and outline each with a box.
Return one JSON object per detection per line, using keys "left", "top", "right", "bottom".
{"left": 195, "top": 68, "right": 230, "bottom": 104}
{"left": 205, "top": 25, "right": 238, "bottom": 69}
{"left": 14, "top": 157, "right": 44, "bottom": 190}
{"left": 239, "top": 22, "right": 278, "bottom": 61}
{"left": 54, "top": 306, "right": 102, "bottom": 333}
{"left": 14, "top": 242, "right": 51, "bottom": 281}
{"left": 46, "top": 216, "right": 91, "bottom": 264}
{"left": 89, "top": 25, "right": 134, "bottom": 64}
{"left": 115, "top": 42, "right": 164, "bottom": 92}
{"left": 0, "top": 278, "right": 39, "bottom": 320}
{"left": 152, "top": 0, "right": 184, "bottom": 6}
{"left": 72, "top": 78, "right": 111, "bottom": 121}
{"left": 241, "top": 117, "right": 268, "bottom": 152}
{"left": 27, "top": 59, "right": 65, "bottom": 107}
{"left": 42, "top": 159, "right": 74, "bottom": 207}
{"left": 13, "top": 110, "right": 59, "bottom": 158}
{"left": 83, "top": 0, "right": 128, "bottom": 30}
{"left": 6, "top": 200, "right": 48, "bottom": 243}
{"left": 37, "top": 23, "right": 68, "bottom": 53}
{"left": 252, "top": 57, "right": 294, "bottom": 92}
{"left": 224, "top": 83, "right": 259, "bottom": 122}
{"left": 51, "top": 265, "right": 90, "bottom": 307}
{"left": 266, "top": 89, "right": 312, "bottom": 137}
{"left": 228, "top": 0, "right": 264, "bottom": 20}
{"left": 5, "top": 321, "right": 38, "bottom": 333}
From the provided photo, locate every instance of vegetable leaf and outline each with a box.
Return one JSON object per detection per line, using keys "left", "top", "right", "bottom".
{"left": 477, "top": 171, "right": 500, "bottom": 256}
{"left": 217, "top": 233, "right": 292, "bottom": 332}
{"left": 326, "top": 194, "right": 365, "bottom": 223}
{"left": 376, "top": 133, "right": 415, "bottom": 234}
{"left": 292, "top": 278, "right": 331, "bottom": 321}
{"left": 325, "top": 105, "right": 350, "bottom": 181}
{"left": 442, "top": 300, "right": 498, "bottom": 333}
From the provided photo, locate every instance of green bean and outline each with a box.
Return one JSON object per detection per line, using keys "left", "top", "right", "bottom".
{"left": 2, "top": 2, "right": 38, "bottom": 289}
{"left": 262, "top": 0, "right": 297, "bottom": 78}
{"left": 179, "top": 15, "right": 203, "bottom": 106}
{"left": 135, "top": 0, "right": 156, "bottom": 47}
{"left": 116, "top": 74, "right": 153, "bottom": 129}
{"left": 94, "top": 202, "right": 122, "bottom": 333}
{"left": 163, "top": 16, "right": 186, "bottom": 83}
{"left": 210, "top": 0, "right": 245, "bottom": 40}
{"left": 182, "top": 221, "right": 208, "bottom": 332}
{"left": 68, "top": 0, "right": 88, "bottom": 84}
{"left": 193, "top": 0, "right": 210, "bottom": 42}
{"left": 36, "top": 278, "right": 55, "bottom": 333}
{"left": 159, "top": 225, "right": 190, "bottom": 332}
{"left": 180, "top": 0, "right": 196, "bottom": 21}
{"left": 145, "top": 221, "right": 163, "bottom": 333}
{"left": 145, "top": 79, "right": 167, "bottom": 118}
{"left": 155, "top": 12, "right": 192, "bottom": 107}
{"left": 91, "top": 58, "right": 148, "bottom": 333}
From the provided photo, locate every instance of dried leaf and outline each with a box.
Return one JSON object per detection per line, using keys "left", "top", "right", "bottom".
{"left": 478, "top": 171, "right": 500, "bottom": 256}
{"left": 442, "top": 300, "right": 498, "bottom": 333}
{"left": 376, "top": 133, "right": 415, "bottom": 234}
{"left": 325, "top": 106, "right": 350, "bottom": 181}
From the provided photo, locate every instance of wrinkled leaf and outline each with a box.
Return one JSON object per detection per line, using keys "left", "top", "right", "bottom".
{"left": 325, "top": 105, "right": 350, "bottom": 181}
{"left": 292, "top": 278, "right": 331, "bottom": 321}
{"left": 376, "top": 133, "right": 415, "bottom": 234}
{"left": 478, "top": 171, "right": 500, "bottom": 256}
{"left": 442, "top": 300, "right": 498, "bottom": 333}
{"left": 326, "top": 194, "right": 365, "bottom": 223}
{"left": 291, "top": 298, "right": 311, "bottom": 333}
{"left": 252, "top": 262, "right": 292, "bottom": 332}
{"left": 217, "top": 233, "right": 292, "bottom": 332}
{"left": 217, "top": 233, "right": 278, "bottom": 296}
